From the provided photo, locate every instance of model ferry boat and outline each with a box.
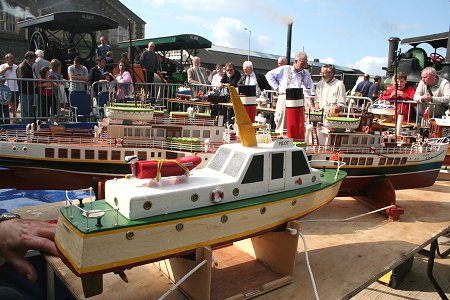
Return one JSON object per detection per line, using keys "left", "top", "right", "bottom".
{"left": 54, "top": 86, "right": 346, "bottom": 297}
{"left": 0, "top": 105, "right": 224, "bottom": 195}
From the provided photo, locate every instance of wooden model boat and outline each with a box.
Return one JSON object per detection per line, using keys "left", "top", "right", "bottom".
{"left": 54, "top": 86, "right": 346, "bottom": 297}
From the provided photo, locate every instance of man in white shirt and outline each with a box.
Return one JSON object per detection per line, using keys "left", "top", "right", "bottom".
{"left": 266, "top": 52, "right": 315, "bottom": 133}
{"left": 238, "top": 61, "right": 271, "bottom": 96}
{"left": 414, "top": 67, "right": 450, "bottom": 118}
{"left": 0, "top": 53, "right": 19, "bottom": 119}
{"left": 315, "top": 64, "right": 346, "bottom": 112}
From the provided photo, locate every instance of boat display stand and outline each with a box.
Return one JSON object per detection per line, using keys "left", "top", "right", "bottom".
{"left": 156, "top": 220, "right": 301, "bottom": 300}
{"left": 357, "top": 177, "right": 405, "bottom": 221}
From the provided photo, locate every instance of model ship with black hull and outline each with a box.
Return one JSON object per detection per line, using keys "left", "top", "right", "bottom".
{"left": 54, "top": 86, "right": 346, "bottom": 297}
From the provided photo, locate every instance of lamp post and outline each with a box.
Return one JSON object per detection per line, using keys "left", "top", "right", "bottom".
{"left": 244, "top": 27, "right": 251, "bottom": 61}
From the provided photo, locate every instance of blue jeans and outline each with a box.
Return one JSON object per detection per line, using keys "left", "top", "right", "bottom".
{"left": 0, "top": 104, "right": 9, "bottom": 124}
{"left": 19, "top": 93, "right": 34, "bottom": 124}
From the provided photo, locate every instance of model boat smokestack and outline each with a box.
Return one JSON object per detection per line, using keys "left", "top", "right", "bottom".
{"left": 286, "top": 22, "right": 293, "bottom": 64}
{"left": 387, "top": 37, "right": 400, "bottom": 76}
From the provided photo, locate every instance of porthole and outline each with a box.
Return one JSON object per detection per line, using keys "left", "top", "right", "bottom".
{"left": 232, "top": 188, "right": 239, "bottom": 197}
{"left": 221, "top": 215, "right": 228, "bottom": 223}
{"left": 260, "top": 207, "right": 266, "bottom": 214}
{"left": 311, "top": 176, "right": 316, "bottom": 182}
{"left": 23, "top": 146, "right": 28, "bottom": 152}
{"left": 114, "top": 197, "right": 118, "bottom": 206}
{"left": 292, "top": 200, "right": 297, "bottom": 206}
{"left": 176, "top": 223, "right": 184, "bottom": 232}
{"left": 143, "top": 201, "right": 152, "bottom": 210}
{"left": 12, "top": 146, "right": 17, "bottom": 152}
{"left": 191, "top": 193, "right": 199, "bottom": 202}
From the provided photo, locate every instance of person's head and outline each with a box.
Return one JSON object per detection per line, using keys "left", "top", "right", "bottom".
{"left": 99, "top": 36, "right": 107, "bottom": 45}
{"left": 364, "top": 73, "right": 370, "bottom": 81}
{"left": 320, "top": 64, "right": 335, "bottom": 83}
{"left": 242, "top": 61, "right": 253, "bottom": 76}
{"left": 101, "top": 72, "right": 113, "bottom": 81}
{"left": 278, "top": 56, "right": 288, "bottom": 66}
{"left": 293, "top": 52, "right": 308, "bottom": 71}
{"left": 373, "top": 75, "right": 381, "bottom": 84}
{"left": 4, "top": 53, "right": 15, "bottom": 66}
{"left": 393, "top": 72, "right": 407, "bottom": 89}
{"left": 215, "top": 63, "right": 222, "bottom": 71}
{"left": 192, "top": 56, "right": 201, "bottom": 68}
{"left": 118, "top": 60, "right": 126, "bottom": 72}
{"left": 24, "top": 51, "right": 36, "bottom": 64}
{"left": 35, "top": 49, "right": 45, "bottom": 58}
{"left": 39, "top": 66, "right": 50, "bottom": 79}
{"left": 217, "top": 66, "right": 224, "bottom": 76}
{"left": 225, "top": 62, "right": 235, "bottom": 77}
{"left": 121, "top": 52, "right": 129, "bottom": 61}
{"left": 148, "top": 42, "right": 155, "bottom": 51}
{"left": 73, "top": 56, "right": 83, "bottom": 66}
{"left": 96, "top": 57, "right": 106, "bottom": 68}
{"left": 50, "top": 59, "right": 62, "bottom": 73}
{"left": 421, "top": 67, "right": 438, "bottom": 86}
{"left": 106, "top": 51, "right": 113, "bottom": 58}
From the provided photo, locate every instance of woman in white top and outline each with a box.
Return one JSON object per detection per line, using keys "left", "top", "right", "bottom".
{"left": 211, "top": 66, "right": 224, "bottom": 87}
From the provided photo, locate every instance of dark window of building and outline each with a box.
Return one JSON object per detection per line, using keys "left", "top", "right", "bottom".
{"left": 242, "top": 155, "right": 264, "bottom": 184}
{"left": 45, "top": 148, "right": 54, "bottom": 158}
{"left": 292, "top": 150, "right": 310, "bottom": 176}
{"left": 272, "top": 153, "right": 284, "bottom": 179}
{"left": 71, "top": 149, "right": 80, "bottom": 159}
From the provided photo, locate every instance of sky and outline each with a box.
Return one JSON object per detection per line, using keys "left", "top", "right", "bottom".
{"left": 120, "top": 0, "right": 449, "bottom": 75}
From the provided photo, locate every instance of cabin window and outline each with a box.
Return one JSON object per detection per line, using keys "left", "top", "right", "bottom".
{"left": 386, "top": 157, "right": 394, "bottom": 165}
{"left": 358, "top": 157, "right": 366, "bottom": 165}
{"left": 379, "top": 157, "right": 386, "bottom": 165}
{"left": 202, "top": 130, "right": 210, "bottom": 138}
{"left": 85, "top": 150, "right": 94, "bottom": 159}
{"left": 393, "top": 157, "right": 401, "bottom": 165}
{"left": 208, "top": 147, "right": 232, "bottom": 171}
{"left": 272, "top": 153, "right": 284, "bottom": 179}
{"left": 216, "top": 130, "right": 220, "bottom": 136}
{"left": 98, "top": 150, "right": 108, "bottom": 160}
{"left": 369, "top": 137, "right": 375, "bottom": 145}
{"left": 155, "top": 128, "right": 164, "bottom": 137}
{"left": 343, "top": 157, "right": 350, "bottom": 165}
{"left": 158, "top": 152, "right": 162, "bottom": 158}
{"left": 192, "top": 130, "right": 200, "bottom": 138}
{"left": 145, "top": 129, "right": 151, "bottom": 137}
{"left": 361, "top": 137, "right": 368, "bottom": 145}
{"left": 125, "top": 151, "right": 134, "bottom": 157}
{"left": 242, "top": 155, "right": 264, "bottom": 184}
{"left": 138, "top": 151, "right": 147, "bottom": 160}
{"left": 71, "top": 149, "right": 80, "bottom": 159}
{"left": 366, "top": 157, "right": 373, "bottom": 165}
{"left": 341, "top": 136, "right": 349, "bottom": 145}
{"left": 351, "top": 137, "right": 358, "bottom": 145}
{"left": 134, "top": 128, "right": 141, "bottom": 137}
{"left": 292, "top": 150, "right": 310, "bottom": 176}
{"left": 225, "top": 151, "right": 247, "bottom": 178}
{"left": 351, "top": 157, "right": 358, "bottom": 165}
{"left": 400, "top": 157, "right": 407, "bottom": 164}
{"left": 123, "top": 128, "right": 132, "bottom": 137}
{"left": 45, "top": 148, "right": 54, "bottom": 158}
{"left": 58, "top": 148, "right": 68, "bottom": 159}
{"left": 182, "top": 129, "right": 190, "bottom": 137}
{"left": 151, "top": 152, "right": 155, "bottom": 158}
{"left": 111, "top": 151, "right": 121, "bottom": 160}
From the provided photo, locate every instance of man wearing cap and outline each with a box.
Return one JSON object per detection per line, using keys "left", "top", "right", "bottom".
{"left": 32, "top": 49, "right": 50, "bottom": 78}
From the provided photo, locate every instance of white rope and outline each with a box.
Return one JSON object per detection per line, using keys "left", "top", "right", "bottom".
{"left": 294, "top": 204, "right": 396, "bottom": 300}
{"left": 299, "top": 231, "right": 320, "bottom": 300}
{"left": 157, "top": 259, "right": 207, "bottom": 300}
{"left": 299, "top": 204, "right": 396, "bottom": 223}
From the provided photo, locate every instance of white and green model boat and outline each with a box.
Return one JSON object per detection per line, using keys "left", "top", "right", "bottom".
{"left": 54, "top": 87, "right": 346, "bottom": 297}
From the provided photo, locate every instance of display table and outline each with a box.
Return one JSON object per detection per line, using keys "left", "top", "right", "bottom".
{"left": 14, "top": 180, "right": 450, "bottom": 299}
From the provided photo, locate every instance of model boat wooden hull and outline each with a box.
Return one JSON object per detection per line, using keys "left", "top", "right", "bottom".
{"left": 55, "top": 169, "right": 344, "bottom": 277}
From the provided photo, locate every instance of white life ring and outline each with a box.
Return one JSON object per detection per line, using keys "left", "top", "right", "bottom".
{"left": 210, "top": 188, "right": 224, "bottom": 203}
{"left": 114, "top": 138, "right": 124, "bottom": 146}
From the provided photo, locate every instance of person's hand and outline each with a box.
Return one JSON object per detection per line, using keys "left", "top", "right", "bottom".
{"left": 421, "top": 93, "right": 433, "bottom": 103}
{"left": 0, "top": 219, "right": 58, "bottom": 282}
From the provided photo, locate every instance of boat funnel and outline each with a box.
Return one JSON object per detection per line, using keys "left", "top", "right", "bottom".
{"left": 229, "top": 85, "right": 257, "bottom": 147}
{"left": 238, "top": 85, "right": 257, "bottom": 122}
{"left": 285, "top": 88, "right": 305, "bottom": 140}
{"left": 387, "top": 37, "right": 401, "bottom": 76}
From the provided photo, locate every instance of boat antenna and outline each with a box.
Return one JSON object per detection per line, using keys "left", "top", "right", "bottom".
{"left": 228, "top": 85, "right": 257, "bottom": 147}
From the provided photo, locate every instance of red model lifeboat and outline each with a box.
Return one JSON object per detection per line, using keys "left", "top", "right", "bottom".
{"left": 133, "top": 156, "right": 202, "bottom": 179}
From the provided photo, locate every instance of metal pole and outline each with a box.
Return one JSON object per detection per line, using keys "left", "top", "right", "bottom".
{"left": 244, "top": 27, "right": 251, "bottom": 61}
